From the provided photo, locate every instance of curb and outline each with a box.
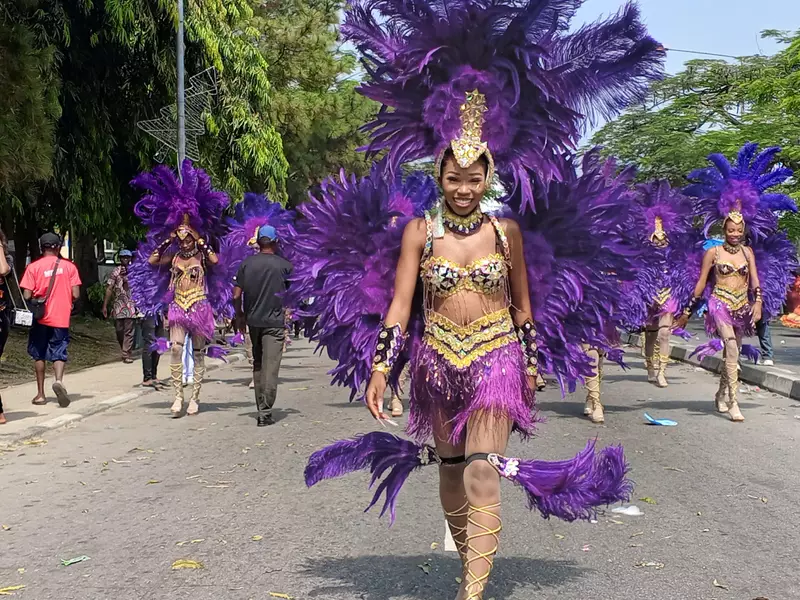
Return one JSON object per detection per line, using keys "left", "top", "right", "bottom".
{"left": 0, "top": 352, "right": 246, "bottom": 447}
{"left": 622, "top": 332, "right": 800, "bottom": 401}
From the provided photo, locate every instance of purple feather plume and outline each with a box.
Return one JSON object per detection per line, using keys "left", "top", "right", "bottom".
{"left": 750, "top": 232, "right": 799, "bottom": 321}
{"left": 689, "top": 338, "right": 723, "bottom": 361}
{"left": 225, "top": 192, "right": 294, "bottom": 250}
{"left": 282, "top": 160, "right": 437, "bottom": 400}
{"left": 150, "top": 337, "right": 171, "bottom": 355}
{"left": 304, "top": 432, "right": 437, "bottom": 523}
{"left": 511, "top": 441, "right": 632, "bottom": 521}
{"left": 229, "top": 332, "right": 245, "bottom": 347}
{"left": 740, "top": 343, "right": 760, "bottom": 364}
{"left": 343, "top": 0, "right": 664, "bottom": 211}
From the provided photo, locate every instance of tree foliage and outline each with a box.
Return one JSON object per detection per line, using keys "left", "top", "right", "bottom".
{"left": 250, "top": 0, "right": 377, "bottom": 207}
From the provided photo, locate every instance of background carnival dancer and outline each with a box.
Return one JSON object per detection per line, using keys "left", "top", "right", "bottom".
{"left": 617, "top": 180, "right": 702, "bottom": 389}
{"left": 102, "top": 249, "right": 137, "bottom": 363}
{"left": 680, "top": 143, "right": 798, "bottom": 422}
{"left": 291, "top": 2, "right": 665, "bottom": 599}
{"left": 129, "top": 160, "right": 243, "bottom": 418}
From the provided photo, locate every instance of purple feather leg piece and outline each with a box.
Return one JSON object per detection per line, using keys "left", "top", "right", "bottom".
{"left": 689, "top": 339, "right": 724, "bottom": 360}
{"left": 511, "top": 441, "right": 632, "bottom": 521}
{"left": 229, "top": 332, "right": 245, "bottom": 347}
{"left": 205, "top": 346, "right": 229, "bottom": 362}
{"left": 304, "top": 432, "right": 436, "bottom": 524}
{"left": 740, "top": 344, "right": 760, "bottom": 364}
{"left": 150, "top": 337, "right": 171, "bottom": 355}
{"left": 672, "top": 327, "right": 693, "bottom": 341}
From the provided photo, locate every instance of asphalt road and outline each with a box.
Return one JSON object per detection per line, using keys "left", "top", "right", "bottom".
{"left": 1, "top": 340, "right": 797, "bottom": 600}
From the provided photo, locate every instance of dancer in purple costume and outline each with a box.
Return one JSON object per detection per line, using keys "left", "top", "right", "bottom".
{"left": 129, "top": 161, "right": 243, "bottom": 418}
{"left": 616, "top": 180, "right": 702, "bottom": 389}
{"left": 679, "top": 143, "right": 798, "bottom": 422}
{"left": 292, "top": 2, "right": 665, "bottom": 599}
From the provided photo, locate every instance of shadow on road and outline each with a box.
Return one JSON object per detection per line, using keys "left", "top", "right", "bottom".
{"left": 302, "top": 554, "right": 584, "bottom": 599}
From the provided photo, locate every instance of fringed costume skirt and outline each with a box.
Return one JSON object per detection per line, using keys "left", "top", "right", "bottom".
{"left": 646, "top": 288, "right": 679, "bottom": 323}
{"left": 407, "top": 308, "right": 537, "bottom": 444}
{"left": 705, "top": 288, "right": 754, "bottom": 339}
{"left": 168, "top": 299, "right": 216, "bottom": 342}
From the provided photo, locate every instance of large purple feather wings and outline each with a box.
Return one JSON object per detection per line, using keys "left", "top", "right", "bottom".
{"left": 282, "top": 161, "right": 438, "bottom": 399}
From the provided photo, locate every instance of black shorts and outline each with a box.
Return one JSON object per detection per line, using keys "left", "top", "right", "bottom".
{"left": 28, "top": 322, "right": 70, "bottom": 362}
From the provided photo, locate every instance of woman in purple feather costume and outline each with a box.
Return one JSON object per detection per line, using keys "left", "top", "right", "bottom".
{"left": 680, "top": 143, "right": 798, "bottom": 422}
{"left": 129, "top": 160, "right": 237, "bottom": 418}
{"left": 617, "top": 180, "right": 701, "bottom": 389}
{"left": 294, "top": 2, "right": 668, "bottom": 598}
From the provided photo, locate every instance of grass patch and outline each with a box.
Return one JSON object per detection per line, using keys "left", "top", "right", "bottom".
{"left": 0, "top": 316, "right": 121, "bottom": 388}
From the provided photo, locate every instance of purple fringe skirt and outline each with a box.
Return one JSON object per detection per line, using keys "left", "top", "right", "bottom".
{"left": 647, "top": 296, "right": 678, "bottom": 322}
{"left": 407, "top": 310, "right": 537, "bottom": 444}
{"left": 705, "top": 295, "right": 754, "bottom": 339}
{"left": 168, "top": 299, "right": 215, "bottom": 342}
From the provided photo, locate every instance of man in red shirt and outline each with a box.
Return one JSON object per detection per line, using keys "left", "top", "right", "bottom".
{"left": 20, "top": 233, "right": 82, "bottom": 407}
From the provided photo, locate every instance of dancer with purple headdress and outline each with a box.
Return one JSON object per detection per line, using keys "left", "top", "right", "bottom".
{"left": 289, "top": 2, "right": 665, "bottom": 598}
{"left": 679, "top": 143, "right": 798, "bottom": 422}
{"left": 617, "top": 180, "right": 701, "bottom": 389}
{"left": 129, "top": 160, "right": 240, "bottom": 418}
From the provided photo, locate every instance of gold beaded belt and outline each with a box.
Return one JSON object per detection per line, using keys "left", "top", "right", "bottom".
{"left": 655, "top": 287, "right": 671, "bottom": 306}
{"left": 424, "top": 308, "right": 517, "bottom": 369}
{"left": 712, "top": 285, "right": 749, "bottom": 312}
{"left": 174, "top": 287, "right": 206, "bottom": 310}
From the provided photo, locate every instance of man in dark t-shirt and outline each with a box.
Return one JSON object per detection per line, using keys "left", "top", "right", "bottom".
{"left": 233, "top": 225, "right": 293, "bottom": 426}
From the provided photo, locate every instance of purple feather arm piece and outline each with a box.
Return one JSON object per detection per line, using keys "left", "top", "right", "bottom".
{"left": 229, "top": 332, "right": 245, "bottom": 347}
{"left": 510, "top": 441, "right": 632, "bottom": 521}
{"left": 672, "top": 327, "right": 693, "bottom": 341}
{"left": 343, "top": 0, "right": 664, "bottom": 212}
{"left": 205, "top": 346, "right": 229, "bottom": 362}
{"left": 740, "top": 344, "right": 760, "bottom": 364}
{"left": 689, "top": 339, "right": 723, "bottom": 361}
{"left": 150, "top": 337, "right": 170, "bottom": 355}
{"left": 304, "top": 432, "right": 437, "bottom": 524}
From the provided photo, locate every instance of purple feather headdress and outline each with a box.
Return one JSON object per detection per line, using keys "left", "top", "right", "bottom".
{"left": 685, "top": 143, "right": 797, "bottom": 241}
{"left": 282, "top": 160, "right": 437, "bottom": 399}
{"left": 225, "top": 192, "right": 294, "bottom": 250}
{"left": 344, "top": 0, "right": 664, "bottom": 211}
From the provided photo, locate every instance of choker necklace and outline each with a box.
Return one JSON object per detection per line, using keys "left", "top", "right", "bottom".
{"left": 723, "top": 242, "right": 742, "bottom": 255}
{"left": 443, "top": 204, "right": 483, "bottom": 236}
{"left": 179, "top": 248, "right": 200, "bottom": 259}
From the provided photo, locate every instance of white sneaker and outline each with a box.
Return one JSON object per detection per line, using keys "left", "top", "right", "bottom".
{"left": 761, "top": 358, "right": 774, "bottom": 366}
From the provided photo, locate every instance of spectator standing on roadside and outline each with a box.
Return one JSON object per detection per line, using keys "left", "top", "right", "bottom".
{"left": 233, "top": 225, "right": 292, "bottom": 427}
{"left": 0, "top": 230, "right": 13, "bottom": 424}
{"left": 102, "top": 249, "right": 137, "bottom": 363}
{"left": 755, "top": 318, "right": 774, "bottom": 366}
{"left": 20, "top": 233, "right": 81, "bottom": 407}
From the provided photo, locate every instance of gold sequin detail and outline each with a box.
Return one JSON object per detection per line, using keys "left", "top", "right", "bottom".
{"left": 421, "top": 254, "right": 508, "bottom": 299}
{"left": 174, "top": 287, "right": 206, "bottom": 310}
{"left": 434, "top": 90, "right": 495, "bottom": 182}
{"left": 655, "top": 287, "right": 671, "bottom": 307}
{"left": 712, "top": 285, "right": 749, "bottom": 311}
{"left": 424, "top": 309, "right": 517, "bottom": 369}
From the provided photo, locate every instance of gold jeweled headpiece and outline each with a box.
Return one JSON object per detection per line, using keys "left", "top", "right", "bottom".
{"left": 176, "top": 214, "right": 193, "bottom": 241}
{"left": 649, "top": 215, "right": 668, "bottom": 246}
{"left": 434, "top": 89, "right": 495, "bottom": 182}
{"left": 726, "top": 209, "right": 745, "bottom": 225}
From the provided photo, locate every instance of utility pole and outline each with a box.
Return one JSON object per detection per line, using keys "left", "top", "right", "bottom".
{"left": 176, "top": 0, "right": 186, "bottom": 178}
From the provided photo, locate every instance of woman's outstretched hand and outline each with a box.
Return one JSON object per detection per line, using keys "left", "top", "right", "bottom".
{"left": 365, "top": 371, "right": 389, "bottom": 422}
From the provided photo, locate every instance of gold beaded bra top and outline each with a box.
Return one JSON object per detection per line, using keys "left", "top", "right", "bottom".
{"left": 420, "top": 212, "right": 510, "bottom": 300}
{"left": 712, "top": 246, "right": 750, "bottom": 311}
{"left": 171, "top": 257, "right": 207, "bottom": 310}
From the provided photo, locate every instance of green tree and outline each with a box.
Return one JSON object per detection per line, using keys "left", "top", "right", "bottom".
{"left": 250, "top": 0, "right": 377, "bottom": 206}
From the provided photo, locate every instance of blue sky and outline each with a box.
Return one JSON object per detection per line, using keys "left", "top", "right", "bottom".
{"left": 574, "top": 0, "right": 800, "bottom": 74}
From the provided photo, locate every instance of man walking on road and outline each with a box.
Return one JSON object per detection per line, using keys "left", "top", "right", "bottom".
{"left": 233, "top": 225, "right": 292, "bottom": 427}
{"left": 20, "top": 233, "right": 81, "bottom": 407}
{"left": 102, "top": 249, "right": 137, "bottom": 363}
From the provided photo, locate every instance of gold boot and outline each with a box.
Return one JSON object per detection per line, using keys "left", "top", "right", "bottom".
{"left": 714, "top": 369, "right": 729, "bottom": 413}
{"left": 390, "top": 393, "right": 403, "bottom": 417}
{"left": 585, "top": 375, "right": 604, "bottom": 424}
{"left": 646, "top": 355, "right": 657, "bottom": 384}
{"left": 463, "top": 503, "right": 502, "bottom": 600}
{"left": 187, "top": 360, "right": 205, "bottom": 416}
{"left": 170, "top": 364, "right": 183, "bottom": 417}
{"left": 727, "top": 378, "right": 745, "bottom": 422}
{"left": 656, "top": 354, "right": 669, "bottom": 388}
